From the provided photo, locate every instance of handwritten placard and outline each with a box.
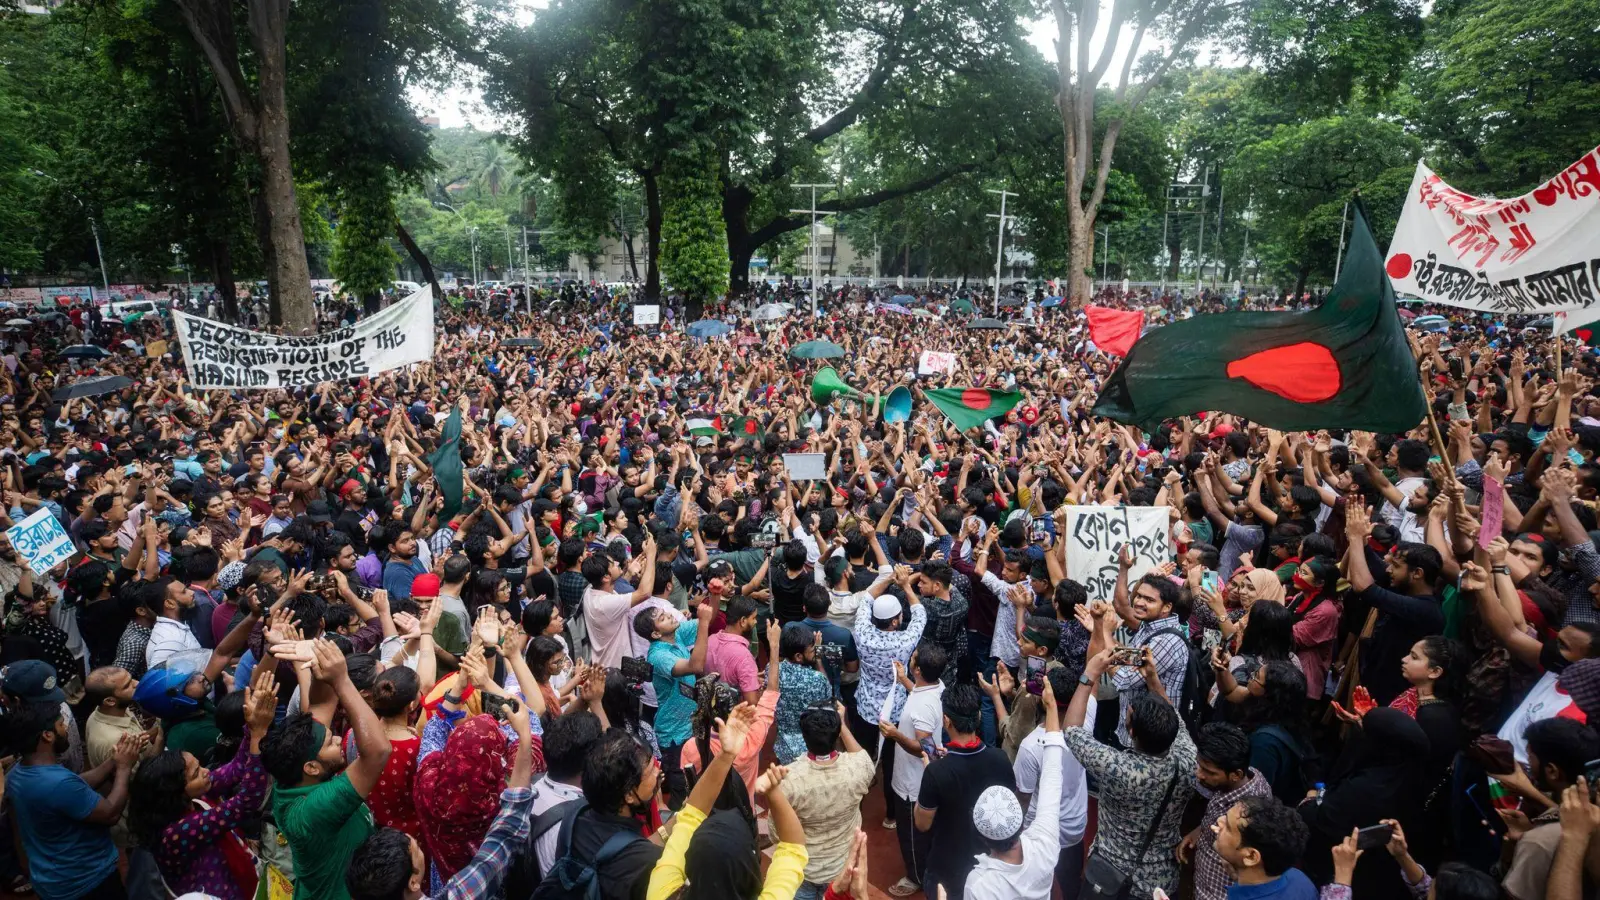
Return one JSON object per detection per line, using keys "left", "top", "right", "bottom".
{"left": 918, "top": 350, "right": 957, "bottom": 376}
{"left": 633, "top": 305, "right": 660, "bottom": 326}
{"left": 1062, "top": 505, "right": 1171, "bottom": 603}
{"left": 1479, "top": 476, "right": 1505, "bottom": 549}
{"left": 6, "top": 507, "right": 77, "bottom": 576}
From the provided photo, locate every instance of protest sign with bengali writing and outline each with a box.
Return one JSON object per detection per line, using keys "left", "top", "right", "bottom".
{"left": 918, "top": 351, "right": 957, "bottom": 376}
{"left": 172, "top": 286, "right": 434, "bottom": 389}
{"left": 1062, "top": 505, "right": 1172, "bottom": 603}
{"left": 6, "top": 508, "right": 77, "bottom": 576}
{"left": 1385, "top": 145, "right": 1600, "bottom": 314}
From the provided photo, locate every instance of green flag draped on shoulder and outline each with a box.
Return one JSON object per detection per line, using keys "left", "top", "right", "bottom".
{"left": 926, "top": 387, "right": 1024, "bottom": 432}
{"left": 1092, "top": 205, "right": 1426, "bottom": 433}
{"left": 428, "top": 406, "right": 465, "bottom": 521}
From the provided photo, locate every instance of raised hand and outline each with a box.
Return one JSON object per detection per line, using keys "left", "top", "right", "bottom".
{"left": 715, "top": 701, "right": 759, "bottom": 759}
{"left": 309, "top": 638, "right": 348, "bottom": 683}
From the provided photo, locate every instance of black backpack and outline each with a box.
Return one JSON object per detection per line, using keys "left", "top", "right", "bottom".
{"left": 1149, "top": 627, "right": 1214, "bottom": 735}
{"left": 528, "top": 801, "right": 649, "bottom": 900}
{"left": 504, "top": 798, "right": 583, "bottom": 900}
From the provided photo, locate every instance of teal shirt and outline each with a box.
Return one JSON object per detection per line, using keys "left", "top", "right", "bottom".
{"left": 649, "top": 619, "right": 700, "bottom": 748}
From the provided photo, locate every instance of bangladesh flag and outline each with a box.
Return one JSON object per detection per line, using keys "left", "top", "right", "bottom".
{"left": 728, "top": 416, "right": 764, "bottom": 441}
{"left": 427, "top": 406, "right": 465, "bottom": 520}
{"left": 1092, "top": 205, "right": 1426, "bottom": 433}
{"left": 687, "top": 416, "right": 724, "bottom": 437}
{"left": 926, "top": 387, "right": 1024, "bottom": 432}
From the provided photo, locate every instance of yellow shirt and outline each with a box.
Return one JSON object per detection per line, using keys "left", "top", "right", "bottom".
{"left": 645, "top": 804, "right": 808, "bottom": 900}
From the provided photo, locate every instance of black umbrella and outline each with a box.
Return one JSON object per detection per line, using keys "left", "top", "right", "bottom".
{"left": 967, "top": 317, "right": 1008, "bottom": 330}
{"left": 59, "top": 344, "right": 109, "bottom": 360}
{"left": 505, "top": 337, "right": 543, "bottom": 349}
{"left": 997, "top": 296, "right": 1025, "bottom": 308}
{"left": 52, "top": 375, "right": 133, "bottom": 401}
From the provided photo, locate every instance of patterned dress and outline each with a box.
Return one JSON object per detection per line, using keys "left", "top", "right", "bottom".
{"left": 153, "top": 738, "right": 270, "bottom": 900}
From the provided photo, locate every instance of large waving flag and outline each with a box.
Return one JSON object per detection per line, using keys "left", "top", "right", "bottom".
{"left": 1092, "top": 205, "right": 1426, "bottom": 433}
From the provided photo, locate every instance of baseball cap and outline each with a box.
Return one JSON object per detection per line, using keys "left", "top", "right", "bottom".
{"left": 1, "top": 659, "right": 66, "bottom": 705}
{"left": 306, "top": 500, "right": 335, "bottom": 524}
{"left": 411, "top": 573, "right": 441, "bottom": 598}
{"left": 871, "top": 596, "right": 902, "bottom": 620}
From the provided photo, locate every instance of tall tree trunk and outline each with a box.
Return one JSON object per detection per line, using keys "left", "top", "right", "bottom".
{"left": 1292, "top": 264, "right": 1310, "bottom": 301}
{"left": 723, "top": 184, "right": 753, "bottom": 293}
{"left": 643, "top": 169, "right": 662, "bottom": 301}
{"left": 395, "top": 222, "right": 442, "bottom": 304}
{"left": 208, "top": 236, "right": 238, "bottom": 322}
{"left": 253, "top": 60, "right": 313, "bottom": 332}
{"left": 174, "top": 0, "right": 315, "bottom": 333}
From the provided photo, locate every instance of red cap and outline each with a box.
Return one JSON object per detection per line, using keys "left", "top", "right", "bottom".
{"left": 338, "top": 479, "right": 360, "bottom": 499}
{"left": 411, "top": 573, "right": 441, "bottom": 598}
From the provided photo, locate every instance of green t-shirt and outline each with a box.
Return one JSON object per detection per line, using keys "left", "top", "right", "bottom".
{"left": 272, "top": 773, "right": 374, "bottom": 900}
{"left": 435, "top": 611, "right": 468, "bottom": 657}
{"left": 165, "top": 708, "right": 220, "bottom": 761}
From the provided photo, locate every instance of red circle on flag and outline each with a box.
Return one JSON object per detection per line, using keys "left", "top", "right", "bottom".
{"left": 1386, "top": 253, "right": 1413, "bottom": 279}
{"left": 960, "top": 389, "right": 990, "bottom": 409}
{"left": 742, "top": 420, "right": 758, "bottom": 434}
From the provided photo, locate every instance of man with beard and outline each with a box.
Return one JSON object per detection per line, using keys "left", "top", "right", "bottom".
{"left": 261, "top": 639, "right": 393, "bottom": 900}
{"left": 6, "top": 681, "right": 143, "bottom": 900}
{"left": 83, "top": 665, "right": 160, "bottom": 772}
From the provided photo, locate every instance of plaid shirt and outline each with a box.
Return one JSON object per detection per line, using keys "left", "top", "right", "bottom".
{"left": 557, "top": 569, "right": 589, "bottom": 619}
{"left": 1110, "top": 615, "right": 1189, "bottom": 747}
{"left": 1194, "top": 769, "right": 1271, "bottom": 900}
{"left": 921, "top": 585, "right": 969, "bottom": 688}
{"left": 115, "top": 621, "right": 151, "bottom": 678}
{"left": 1550, "top": 541, "right": 1600, "bottom": 626}
{"left": 433, "top": 786, "right": 534, "bottom": 900}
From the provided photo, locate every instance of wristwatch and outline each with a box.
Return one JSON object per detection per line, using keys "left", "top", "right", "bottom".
{"left": 1491, "top": 565, "right": 1510, "bottom": 575}
{"left": 1078, "top": 674, "right": 1095, "bottom": 687}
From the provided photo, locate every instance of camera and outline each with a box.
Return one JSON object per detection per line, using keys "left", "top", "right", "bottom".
{"left": 678, "top": 673, "right": 740, "bottom": 747}
{"left": 815, "top": 642, "right": 844, "bottom": 664}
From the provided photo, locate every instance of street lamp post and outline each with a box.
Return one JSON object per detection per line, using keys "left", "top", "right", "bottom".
{"left": 32, "top": 170, "right": 110, "bottom": 296}
{"left": 791, "top": 183, "right": 831, "bottom": 318}
{"left": 986, "top": 188, "right": 1015, "bottom": 315}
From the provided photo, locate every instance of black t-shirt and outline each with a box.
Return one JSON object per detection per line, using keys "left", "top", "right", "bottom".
{"left": 560, "top": 809, "right": 660, "bottom": 900}
{"left": 1540, "top": 638, "right": 1572, "bottom": 675}
{"left": 916, "top": 742, "right": 1016, "bottom": 896}
{"left": 1358, "top": 584, "right": 1445, "bottom": 706}
{"left": 770, "top": 560, "right": 810, "bottom": 624}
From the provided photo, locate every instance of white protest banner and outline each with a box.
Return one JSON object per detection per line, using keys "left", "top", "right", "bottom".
{"left": 1062, "top": 505, "right": 1171, "bottom": 603}
{"left": 782, "top": 453, "right": 828, "bottom": 481}
{"left": 917, "top": 350, "right": 957, "bottom": 376}
{"left": 6, "top": 507, "right": 77, "bottom": 576}
{"left": 172, "top": 286, "right": 434, "bottom": 389}
{"left": 633, "top": 305, "right": 660, "bottom": 326}
{"left": 1385, "top": 145, "right": 1600, "bottom": 314}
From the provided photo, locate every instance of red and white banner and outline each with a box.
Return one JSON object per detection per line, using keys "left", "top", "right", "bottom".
{"left": 1384, "top": 145, "right": 1600, "bottom": 314}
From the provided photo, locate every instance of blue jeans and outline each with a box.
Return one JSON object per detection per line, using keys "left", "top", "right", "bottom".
{"left": 793, "top": 881, "right": 827, "bottom": 900}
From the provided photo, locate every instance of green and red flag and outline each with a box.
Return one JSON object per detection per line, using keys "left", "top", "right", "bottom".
{"left": 926, "top": 387, "right": 1024, "bottom": 431}
{"left": 426, "top": 406, "right": 465, "bottom": 520}
{"left": 1092, "top": 205, "right": 1426, "bottom": 433}
{"left": 728, "top": 416, "right": 764, "bottom": 441}
{"left": 686, "top": 416, "right": 724, "bottom": 437}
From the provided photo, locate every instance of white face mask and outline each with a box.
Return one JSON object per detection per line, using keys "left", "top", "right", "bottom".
{"left": 270, "top": 427, "right": 284, "bottom": 440}
{"left": 571, "top": 498, "right": 589, "bottom": 517}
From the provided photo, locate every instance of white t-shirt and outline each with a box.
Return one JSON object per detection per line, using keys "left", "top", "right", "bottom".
{"left": 1383, "top": 476, "right": 1428, "bottom": 543}
{"left": 891, "top": 682, "right": 944, "bottom": 801}
{"left": 1014, "top": 724, "right": 1089, "bottom": 847}
{"left": 530, "top": 777, "right": 586, "bottom": 873}
{"left": 1498, "top": 671, "right": 1582, "bottom": 764}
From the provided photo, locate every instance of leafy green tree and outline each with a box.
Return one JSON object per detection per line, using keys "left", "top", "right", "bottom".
{"left": 1226, "top": 115, "right": 1419, "bottom": 295}
{"left": 1400, "top": 0, "right": 1600, "bottom": 194}
{"left": 659, "top": 153, "right": 730, "bottom": 312}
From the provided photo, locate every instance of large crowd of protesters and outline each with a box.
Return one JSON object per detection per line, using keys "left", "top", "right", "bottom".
{"left": 0, "top": 277, "right": 1596, "bottom": 900}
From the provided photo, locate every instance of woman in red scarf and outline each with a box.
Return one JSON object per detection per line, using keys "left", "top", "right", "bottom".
{"left": 414, "top": 714, "right": 513, "bottom": 889}
{"left": 1289, "top": 556, "right": 1343, "bottom": 699}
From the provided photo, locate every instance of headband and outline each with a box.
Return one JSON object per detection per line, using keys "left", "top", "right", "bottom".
{"left": 302, "top": 721, "right": 328, "bottom": 767}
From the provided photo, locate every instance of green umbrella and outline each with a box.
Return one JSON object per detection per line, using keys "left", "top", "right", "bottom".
{"left": 950, "top": 298, "right": 976, "bottom": 314}
{"left": 790, "top": 339, "right": 845, "bottom": 359}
